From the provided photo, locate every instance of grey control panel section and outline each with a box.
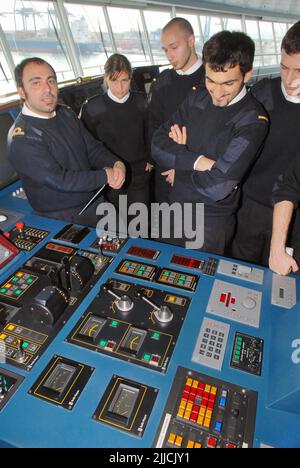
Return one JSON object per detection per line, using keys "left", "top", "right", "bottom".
{"left": 271, "top": 274, "right": 297, "bottom": 309}
{"left": 217, "top": 260, "right": 264, "bottom": 285}
{"left": 206, "top": 280, "right": 262, "bottom": 328}
{"left": 192, "top": 317, "right": 230, "bottom": 371}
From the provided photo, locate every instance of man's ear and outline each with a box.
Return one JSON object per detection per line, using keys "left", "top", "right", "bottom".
{"left": 17, "top": 86, "right": 26, "bottom": 101}
{"left": 244, "top": 68, "right": 253, "bottom": 84}
{"left": 188, "top": 34, "right": 195, "bottom": 49}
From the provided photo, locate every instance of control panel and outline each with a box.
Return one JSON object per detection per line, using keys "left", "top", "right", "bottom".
{"left": 154, "top": 366, "right": 257, "bottom": 448}
{"left": 8, "top": 222, "right": 49, "bottom": 251}
{"left": 0, "top": 207, "right": 299, "bottom": 449}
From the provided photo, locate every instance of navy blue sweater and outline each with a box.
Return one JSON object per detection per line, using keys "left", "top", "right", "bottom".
{"left": 8, "top": 106, "right": 118, "bottom": 213}
{"left": 244, "top": 77, "right": 300, "bottom": 207}
{"left": 152, "top": 88, "right": 269, "bottom": 217}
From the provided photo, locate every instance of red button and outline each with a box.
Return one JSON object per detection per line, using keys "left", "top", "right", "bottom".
{"left": 15, "top": 222, "right": 25, "bottom": 231}
{"left": 220, "top": 293, "right": 226, "bottom": 303}
{"left": 226, "top": 444, "right": 236, "bottom": 449}
{"left": 207, "top": 437, "right": 216, "bottom": 448}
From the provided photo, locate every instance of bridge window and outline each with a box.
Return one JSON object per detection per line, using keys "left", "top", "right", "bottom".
{"left": 65, "top": 3, "right": 113, "bottom": 76}
{"left": 1, "top": 0, "right": 72, "bottom": 82}
{"left": 107, "top": 7, "right": 150, "bottom": 67}
{"left": 143, "top": 10, "right": 171, "bottom": 64}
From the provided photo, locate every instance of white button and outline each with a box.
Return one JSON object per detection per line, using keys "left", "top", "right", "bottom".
{"left": 242, "top": 297, "right": 256, "bottom": 309}
{"left": 237, "top": 265, "right": 252, "bottom": 275}
{"left": 0, "top": 214, "right": 7, "bottom": 223}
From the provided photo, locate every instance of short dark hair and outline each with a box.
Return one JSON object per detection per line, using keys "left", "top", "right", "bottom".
{"left": 162, "top": 17, "right": 194, "bottom": 36}
{"left": 104, "top": 54, "right": 132, "bottom": 80}
{"left": 14, "top": 57, "right": 57, "bottom": 88}
{"left": 281, "top": 21, "right": 300, "bottom": 54}
{"left": 202, "top": 31, "right": 255, "bottom": 75}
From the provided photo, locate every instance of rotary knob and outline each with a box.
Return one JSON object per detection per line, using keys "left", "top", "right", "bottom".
{"left": 154, "top": 305, "right": 173, "bottom": 324}
{"left": 116, "top": 295, "right": 134, "bottom": 313}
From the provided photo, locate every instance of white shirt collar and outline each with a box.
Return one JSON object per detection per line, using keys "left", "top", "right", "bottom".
{"left": 176, "top": 58, "right": 202, "bottom": 76}
{"left": 227, "top": 85, "right": 247, "bottom": 106}
{"left": 107, "top": 88, "right": 130, "bottom": 104}
{"left": 281, "top": 81, "right": 300, "bottom": 104}
{"left": 22, "top": 103, "right": 56, "bottom": 119}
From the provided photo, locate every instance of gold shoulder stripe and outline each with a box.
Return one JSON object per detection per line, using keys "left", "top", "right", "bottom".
{"left": 258, "top": 115, "right": 269, "bottom": 122}
{"left": 12, "top": 127, "right": 25, "bottom": 137}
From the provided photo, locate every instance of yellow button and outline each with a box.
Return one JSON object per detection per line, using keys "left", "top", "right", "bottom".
{"left": 175, "top": 436, "right": 183, "bottom": 447}
{"left": 186, "top": 378, "right": 193, "bottom": 386}
{"left": 168, "top": 296, "right": 175, "bottom": 303}
{"left": 206, "top": 410, "right": 213, "bottom": 419}
{"left": 200, "top": 407, "right": 206, "bottom": 416}
{"left": 187, "top": 402, "right": 193, "bottom": 411}
{"left": 177, "top": 408, "right": 185, "bottom": 418}
{"left": 197, "top": 416, "right": 204, "bottom": 426}
{"left": 187, "top": 440, "right": 194, "bottom": 448}
{"left": 0, "top": 334, "right": 7, "bottom": 340}
{"left": 180, "top": 399, "right": 187, "bottom": 410}
{"left": 211, "top": 386, "right": 217, "bottom": 395}
{"left": 168, "top": 433, "right": 176, "bottom": 445}
{"left": 205, "top": 384, "right": 211, "bottom": 393}
{"left": 5, "top": 284, "right": 12, "bottom": 289}
{"left": 7, "top": 325, "right": 15, "bottom": 331}
{"left": 192, "top": 380, "right": 199, "bottom": 388}
{"left": 184, "top": 410, "right": 191, "bottom": 420}
{"left": 204, "top": 418, "right": 211, "bottom": 428}
{"left": 194, "top": 443, "right": 202, "bottom": 448}
{"left": 16, "top": 272, "right": 23, "bottom": 278}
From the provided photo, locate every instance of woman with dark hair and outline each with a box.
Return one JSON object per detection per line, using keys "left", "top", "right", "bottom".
{"left": 80, "top": 54, "right": 152, "bottom": 234}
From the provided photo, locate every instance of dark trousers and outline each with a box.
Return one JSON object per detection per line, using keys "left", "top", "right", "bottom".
{"left": 232, "top": 197, "right": 300, "bottom": 266}
{"left": 106, "top": 172, "right": 150, "bottom": 236}
{"left": 153, "top": 211, "right": 236, "bottom": 256}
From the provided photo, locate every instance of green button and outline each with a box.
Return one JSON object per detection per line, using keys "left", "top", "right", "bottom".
{"left": 178, "top": 280, "right": 184, "bottom": 285}
{"left": 164, "top": 271, "right": 170, "bottom": 276}
{"left": 27, "top": 278, "right": 33, "bottom": 284}
{"left": 99, "top": 340, "right": 107, "bottom": 348}
{"left": 180, "top": 275, "right": 186, "bottom": 280}
{"left": 141, "top": 266, "right": 146, "bottom": 270}
{"left": 152, "top": 333, "right": 160, "bottom": 341}
{"left": 0, "top": 289, "right": 6, "bottom": 294}
{"left": 125, "top": 262, "right": 131, "bottom": 267}
{"left": 235, "top": 345, "right": 241, "bottom": 351}
{"left": 138, "top": 271, "right": 143, "bottom": 275}
{"left": 12, "top": 277, "right": 19, "bottom": 282}
{"left": 111, "top": 321, "right": 119, "bottom": 328}
{"left": 15, "top": 290, "right": 22, "bottom": 295}
{"left": 143, "top": 354, "right": 151, "bottom": 362}
{"left": 237, "top": 337, "right": 243, "bottom": 343}
{"left": 22, "top": 342, "right": 29, "bottom": 349}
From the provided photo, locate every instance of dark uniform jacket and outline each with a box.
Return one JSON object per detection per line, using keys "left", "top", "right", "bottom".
{"left": 8, "top": 106, "right": 118, "bottom": 214}
{"left": 152, "top": 87, "right": 269, "bottom": 217}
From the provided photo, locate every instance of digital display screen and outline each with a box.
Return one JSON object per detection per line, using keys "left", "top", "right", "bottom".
{"left": 127, "top": 246, "right": 160, "bottom": 260}
{"left": 171, "top": 255, "right": 203, "bottom": 270}
{"left": 108, "top": 384, "right": 139, "bottom": 422}
{"left": 44, "top": 363, "right": 76, "bottom": 397}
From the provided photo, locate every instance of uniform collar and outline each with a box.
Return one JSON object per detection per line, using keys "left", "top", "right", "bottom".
{"left": 22, "top": 103, "right": 56, "bottom": 119}
{"left": 107, "top": 88, "right": 130, "bottom": 104}
{"left": 227, "top": 86, "right": 248, "bottom": 106}
{"left": 281, "top": 81, "right": 300, "bottom": 104}
{"left": 176, "top": 58, "right": 202, "bottom": 76}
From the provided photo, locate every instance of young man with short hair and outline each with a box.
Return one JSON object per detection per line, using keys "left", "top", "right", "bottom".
{"left": 233, "top": 21, "right": 300, "bottom": 265}
{"left": 152, "top": 31, "right": 269, "bottom": 254}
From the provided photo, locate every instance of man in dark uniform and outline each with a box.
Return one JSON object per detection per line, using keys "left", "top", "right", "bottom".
{"left": 269, "top": 156, "right": 300, "bottom": 275}
{"left": 148, "top": 17, "right": 205, "bottom": 204}
{"left": 8, "top": 57, "right": 125, "bottom": 227}
{"left": 152, "top": 31, "right": 269, "bottom": 255}
{"left": 233, "top": 21, "right": 300, "bottom": 265}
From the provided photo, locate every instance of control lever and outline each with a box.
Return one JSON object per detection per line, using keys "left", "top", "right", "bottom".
{"left": 103, "top": 284, "right": 134, "bottom": 312}
{"left": 15, "top": 339, "right": 26, "bottom": 363}
{"left": 136, "top": 290, "right": 173, "bottom": 324}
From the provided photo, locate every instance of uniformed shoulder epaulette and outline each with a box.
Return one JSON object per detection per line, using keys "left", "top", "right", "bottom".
{"left": 11, "top": 125, "right": 25, "bottom": 138}
{"left": 258, "top": 114, "right": 269, "bottom": 122}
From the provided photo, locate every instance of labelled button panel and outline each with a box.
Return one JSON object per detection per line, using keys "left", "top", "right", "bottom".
{"left": 231, "top": 332, "right": 264, "bottom": 376}
{"left": 154, "top": 367, "right": 257, "bottom": 449}
{"left": 192, "top": 317, "right": 230, "bottom": 371}
{"left": 156, "top": 268, "right": 198, "bottom": 292}
{"left": 217, "top": 260, "right": 264, "bottom": 285}
{"left": 116, "top": 260, "right": 157, "bottom": 281}
{"left": 206, "top": 280, "right": 262, "bottom": 328}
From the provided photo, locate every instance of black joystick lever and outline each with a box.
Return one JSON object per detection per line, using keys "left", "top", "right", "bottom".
{"left": 136, "top": 290, "right": 173, "bottom": 324}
